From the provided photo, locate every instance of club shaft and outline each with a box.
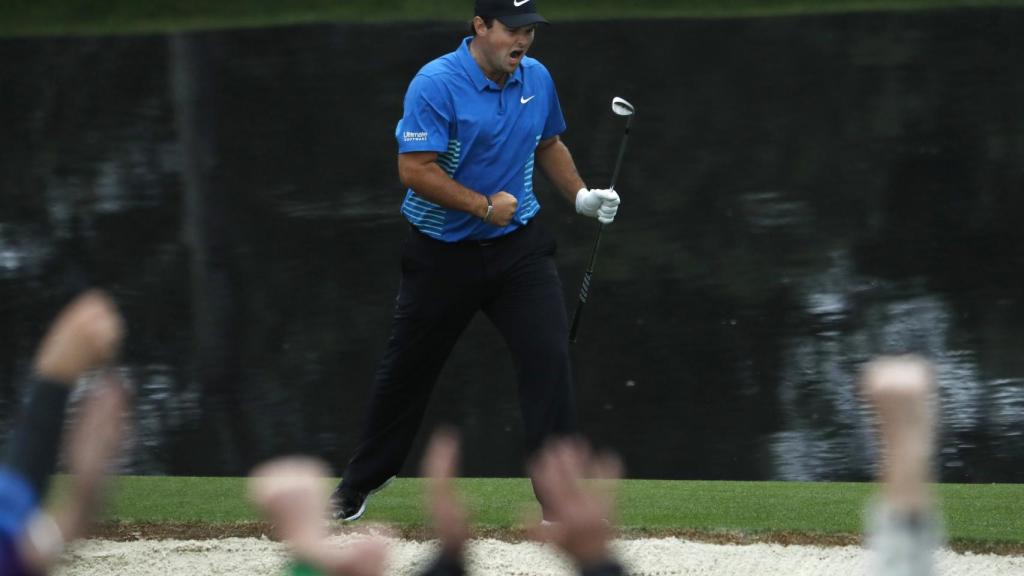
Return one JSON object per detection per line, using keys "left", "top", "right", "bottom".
{"left": 569, "top": 232, "right": 602, "bottom": 342}
{"left": 570, "top": 114, "right": 632, "bottom": 343}
{"left": 608, "top": 116, "right": 633, "bottom": 191}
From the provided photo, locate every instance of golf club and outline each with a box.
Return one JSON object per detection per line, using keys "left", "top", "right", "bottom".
{"left": 569, "top": 96, "right": 635, "bottom": 343}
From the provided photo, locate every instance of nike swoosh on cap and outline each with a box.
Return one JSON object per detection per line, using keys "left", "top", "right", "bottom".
{"left": 520, "top": 95, "right": 536, "bottom": 104}
{"left": 513, "top": 0, "right": 532, "bottom": 6}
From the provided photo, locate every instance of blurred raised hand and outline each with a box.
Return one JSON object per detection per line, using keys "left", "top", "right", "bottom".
{"left": 528, "top": 439, "right": 624, "bottom": 574}
{"left": 421, "top": 428, "right": 470, "bottom": 560}
{"left": 249, "top": 457, "right": 387, "bottom": 576}
{"left": 861, "top": 356, "right": 936, "bottom": 512}
{"left": 861, "top": 356, "right": 941, "bottom": 576}
{"left": 15, "top": 290, "right": 130, "bottom": 573}
{"left": 34, "top": 290, "right": 123, "bottom": 385}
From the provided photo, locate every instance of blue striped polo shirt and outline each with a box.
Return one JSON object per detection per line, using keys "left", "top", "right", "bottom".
{"left": 395, "top": 36, "right": 567, "bottom": 242}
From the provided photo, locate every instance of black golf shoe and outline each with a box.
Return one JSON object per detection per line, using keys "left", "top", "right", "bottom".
{"left": 329, "top": 476, "right": 395, "bottom": 521}
{"left": 329, "top": 487, "right": 368, "bottom": 521}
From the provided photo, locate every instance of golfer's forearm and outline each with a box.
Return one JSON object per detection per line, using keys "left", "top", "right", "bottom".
{"left": 401, "top": 162, "right": 488, "bottom": 219}
{"left": 536, "top": 138, "right": 585, "bottom": 205}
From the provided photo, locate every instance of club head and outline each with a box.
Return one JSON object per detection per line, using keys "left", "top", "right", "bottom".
{"left": 611, "top": 97, "right": 635, "bottom": 117}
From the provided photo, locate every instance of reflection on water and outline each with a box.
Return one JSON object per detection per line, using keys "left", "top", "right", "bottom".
{"left": 1, "top": 10, "right": 1024, "bottom": 481}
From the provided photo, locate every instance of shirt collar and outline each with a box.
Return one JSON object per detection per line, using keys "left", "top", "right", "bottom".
{"left": 457, "top": 36, "right": 523, "bottom": 92}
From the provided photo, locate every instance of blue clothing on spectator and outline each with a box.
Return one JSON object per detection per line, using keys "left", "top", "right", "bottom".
{"left": 0, "top": 468, "right": 37, "bottom": 576}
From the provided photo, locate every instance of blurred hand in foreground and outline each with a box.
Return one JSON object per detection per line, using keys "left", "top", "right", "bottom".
{"left": 861, "top": 356, "right": 936, "bottom": 512}
{"left": 861, "top": 355, "right": 941, "bottom": 576}
{"left": 34, "top": 290, "right": 123, "bottom": 385}
{"left": 249, "top": 457, "right": 387, "bottom": 576}
{"left": 421, "top": 428, "right": 470, "bottom": 560}
{"left": 528, "top": 439, "right": 623, "bottom": 572}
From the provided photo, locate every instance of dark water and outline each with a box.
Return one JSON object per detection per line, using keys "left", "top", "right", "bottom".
{"left": 1, "top": 9, "right": 1023, "bottom": 482}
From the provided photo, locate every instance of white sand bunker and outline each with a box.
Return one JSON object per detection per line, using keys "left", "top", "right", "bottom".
{"left": 55, "top": 535, "right": 1024, "bottom": 576}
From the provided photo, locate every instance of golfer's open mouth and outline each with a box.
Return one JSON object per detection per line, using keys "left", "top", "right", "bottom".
{"left": 509, "top": 49, "right": 525, "bottom": 63}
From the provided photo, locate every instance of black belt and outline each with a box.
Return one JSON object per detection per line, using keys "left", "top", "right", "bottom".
{"left": 411, "top": 220, "right": 531, "bottom": 247}
{"left": 472, "top": 221, "right": 529, "bottom": 246}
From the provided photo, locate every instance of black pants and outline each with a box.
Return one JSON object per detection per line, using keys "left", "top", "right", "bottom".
{"left": 342, "top": 220, "right": 577, "bottom": 494}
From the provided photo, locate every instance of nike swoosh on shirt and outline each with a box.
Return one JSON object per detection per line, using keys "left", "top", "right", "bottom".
{"left": 513, "top": 0, "right": 532, "bottom": 6}
{"left": 520, "top": 95, "right": 536, "bottom": 104}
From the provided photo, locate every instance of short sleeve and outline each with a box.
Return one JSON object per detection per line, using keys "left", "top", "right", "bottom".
{"left": 541, "top": 66, "right": 567, "bottom": 140}
{"left": 396, "top": 74, "right": 452, "bottom": 153}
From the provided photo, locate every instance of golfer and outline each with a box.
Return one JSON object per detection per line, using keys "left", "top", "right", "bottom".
{"left": 331, "top": 0, "right": 621, "bottom": 521}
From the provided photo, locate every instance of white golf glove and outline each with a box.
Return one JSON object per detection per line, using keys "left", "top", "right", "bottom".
{"left": 575, "top": 187, "right": 621, "bottom": 225}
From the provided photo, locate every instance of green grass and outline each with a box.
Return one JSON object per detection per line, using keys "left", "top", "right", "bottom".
{"left": 2, "top": 0, "right": 1024, "bottom": 37}
{"left": 64, "top": 476, "right": 1024, "bottom": 544}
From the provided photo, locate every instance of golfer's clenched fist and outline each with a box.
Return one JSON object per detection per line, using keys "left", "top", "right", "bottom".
{"left": 484, "top": 191, "right": 518, "bottom": 226}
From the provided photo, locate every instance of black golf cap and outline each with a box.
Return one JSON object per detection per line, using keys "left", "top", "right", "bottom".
{"left": 475, "top": 0, "right": 550, "bottom": 28}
